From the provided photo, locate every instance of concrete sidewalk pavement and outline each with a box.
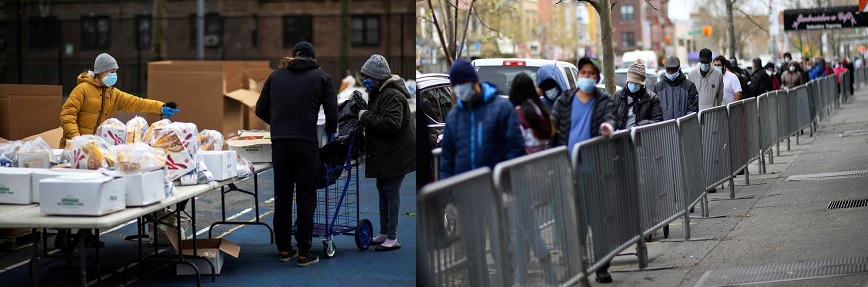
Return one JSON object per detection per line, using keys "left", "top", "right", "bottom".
{"left": 597, "top": 90, "right": 868, "bottom": 286}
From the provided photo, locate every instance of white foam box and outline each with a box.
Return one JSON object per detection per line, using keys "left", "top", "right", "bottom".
{"left": 30, "top": 168, "right": 100, "bottom": 203}
{"left": 39, "top": 175, "right": 126, "bottom": 216}
{"left": 166, "top": 228, "right": 241, "bottom": 275}
{"left": 200, "top": 150, "right": 237, "bottom": 181}
{"left": 226, "top": 131, "right": 271, "bottom": 163}
{"left": 116, "top": 169, "right": 167, "bottom": 207}
{"left": 0, "top": 168, "right": 34, "bottom": 204}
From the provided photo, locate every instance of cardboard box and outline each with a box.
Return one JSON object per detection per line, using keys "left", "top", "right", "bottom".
{"left": 39, "top": 175, "right": 126, "bottom": 216}
{"left": 226, "top": 131, "right": 271, "bottom": 163}
{"left": 200, "top": 150, "right": 237, "bottom": 181}
{"left": 0, "top": 84, "right": 63, "bottom": 140}
{"left": 148, "top": 219, "right": 192, "bottom": 246}
{"left": 23, "top": 128, "right": 64, "bottom": 149}
{"left": 30, "top": 168, "right": 99, "bottom": 203}
{"left": 0, "top": 168, "right": 34, "bottom": 204}
{"left": 166, "top": 228, "right": 241, "bottom": 275}
{"left": 116, "top": 169, "right": 167, "bottom": 206}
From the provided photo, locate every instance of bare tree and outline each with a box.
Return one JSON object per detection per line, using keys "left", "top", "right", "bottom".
{"left": 556, "top": 0, "right": 618, "bottom": 95}
{"left": 420, "top": 0, "right": 518, "bottom": 66}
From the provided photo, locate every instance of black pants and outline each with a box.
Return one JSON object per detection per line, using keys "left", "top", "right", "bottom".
{"left": 272, "top": 139, "right": 319, "bottom": 254}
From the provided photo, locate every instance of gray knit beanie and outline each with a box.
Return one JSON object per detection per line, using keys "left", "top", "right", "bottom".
{"left": 361, "top": 54, "right": 391, "bottom": 80}
{"left": 94, "top": 53, "right": 119, "bottom": 74}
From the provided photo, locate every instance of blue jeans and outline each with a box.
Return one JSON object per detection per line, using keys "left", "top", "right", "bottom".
{"left": 376, "top": 175, "right": 405, "bottom": 240}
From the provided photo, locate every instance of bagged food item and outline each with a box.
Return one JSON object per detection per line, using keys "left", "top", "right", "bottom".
{"left": 0, "top": 141, "right": 23, "bottom": 167}
{"left": 18, "top": 137, "right": 53, "bottom": 168}
{"left": 126, "top": 116, "right": 149, "bottom": 144}
{"left": 179, "top": 155, "right": 214, "bottom": 185}
{"left": 68, "top": 135, "right": 117, "bottom": 170}
{"left": 115, "top": 143, "right": 166, "bottom": 174}
{"left": 236, "top": 154, "right": 254, "bottom": 178}
{"left": 199, "top": 130, "right": 224, "bottom": 151}
{"left": 152, "top": 122, "right": 199, "bottom": 180}
{"left": 96, "top": 118, "right": 127, "bottom": 145}
{"left": 144, "top": 119, "right": 172, "bottom": 145}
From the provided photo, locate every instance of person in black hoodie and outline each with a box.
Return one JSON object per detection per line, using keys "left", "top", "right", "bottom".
{"left": 255, "top": 41, "right": 338, "bottom": 267}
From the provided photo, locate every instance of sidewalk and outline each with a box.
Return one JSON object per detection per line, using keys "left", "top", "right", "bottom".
{"left": 598, "top": 90, "right": 868, "bottom": 286}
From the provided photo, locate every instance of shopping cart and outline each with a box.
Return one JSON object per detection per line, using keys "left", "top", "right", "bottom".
{"left": 293, "top": 136, "right": 372, "bottom": 258}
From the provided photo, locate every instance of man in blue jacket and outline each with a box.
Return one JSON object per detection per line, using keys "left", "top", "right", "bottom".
{"left": 438, "top": 58, "right": 525, "bottom": 179}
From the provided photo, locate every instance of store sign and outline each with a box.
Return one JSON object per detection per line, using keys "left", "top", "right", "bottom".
{"left": 784, "top": 6, "right": 868, "bottom": 31}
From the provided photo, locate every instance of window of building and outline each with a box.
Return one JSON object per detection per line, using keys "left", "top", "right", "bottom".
{"left": 283, "top": 15, "right": 313, "bottom": 49}
{"left": 622, "top": 31, "right": 635, "bottom": 48}
{"left": 251, "top": 14, "right": 258, "bottom": 48}
{"left": 351, "top": 15, "right": 379, "bottom": 47}
{"left": 0, "top": 22, "right": 6, "bottom": 52}
{"left": 189, "top": 13, "right": 223, "bottom": 48}
{"left": 81, "top": 16, "right": 111, "bottom": 50}
{"left": 620, "top": 4, "right": 635, "bottom": 22}
{"left": 134, "top": 15, "right": 150, "bottom": 50}
{"left": 30, "top": 16, "right": 59, "bottom": 50}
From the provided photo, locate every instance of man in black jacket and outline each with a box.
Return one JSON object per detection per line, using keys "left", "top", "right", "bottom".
{"left": 749, "top": 58, "right": 773, "bottom": 97}
{"left": 358, "top": 54, "right": 416, "bottom": 251}
{"left": 255, "top": 41, "right": 338, "bottom": 267}
{"left": 652, "top": 56, "right": 699, "bottom": 120}
{"left": 612, "top": 60, "right": 663, "bottom": 130}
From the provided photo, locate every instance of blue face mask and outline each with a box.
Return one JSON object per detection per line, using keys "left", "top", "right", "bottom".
{"left": 576, "top": 77, "right": 597, "bottom": 94}
{"left": 715, "top": 66, "right": 724, "bottom": 73}
{"left": 453, "top": 83, "right": 476, "bottom": 103}
{"left": 665, "top": 71, "right": 679, "bottom": 81}
{"left": 102, "top": 73, "right": 118, "bottom": 87}
{"left": 700, "top": 63, "right": 710, "bottom": 72}
{"left": 627, "top": 82, "right": 642, "bottom": 93}
{"left": 543, "top": 88, "right": 560, "bottom": 101}
{"left": 362, "top": 78, "right": 377, "bottom": 91}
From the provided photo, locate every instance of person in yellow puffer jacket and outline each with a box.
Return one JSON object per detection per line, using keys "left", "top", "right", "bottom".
{"left": 59, "top": 53, "right": 180, "bottom": 147}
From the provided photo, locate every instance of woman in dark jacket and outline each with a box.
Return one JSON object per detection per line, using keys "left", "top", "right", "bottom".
{"left": 611, "top": 61, "right": 663, "bottom": 130}
{"left": 358, "top": 54, "right": 416, "bottom": 251}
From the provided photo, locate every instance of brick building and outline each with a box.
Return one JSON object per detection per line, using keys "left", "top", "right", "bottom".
{"left": 1, "top": 0, "right": 414, "bottom": 95}
{"left": 612, "top": 0, "right": 671, "bottom": 66}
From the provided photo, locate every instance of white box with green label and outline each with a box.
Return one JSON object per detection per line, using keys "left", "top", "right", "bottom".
{"left": 39, "top": 175, "right": 126, "bottom": 216}
{"left": 30, "top": 168, "right": 100, "bottom": 203}
{"left": 226, "top": 131, "right": 272, "bottom": 163}
{"left": 0, "top": 168, "right": 34, "bottom": 204}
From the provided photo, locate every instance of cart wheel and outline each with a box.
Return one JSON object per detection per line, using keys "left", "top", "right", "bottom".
{"left": 663, "top": 225, "right": 669, "bottom": 238}
{"left": 323, "top": 238, "right": 336, "bottom": 258}
{"left": 355, "top": 219, "right": 374, "bottom": 250}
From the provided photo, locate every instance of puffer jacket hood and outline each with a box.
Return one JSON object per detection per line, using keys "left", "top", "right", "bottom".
{"left": 78, "top": 72, "right": 104, "bottom": 87}
{"left": 457, "top": 82, "right": 499, "bottom": 109}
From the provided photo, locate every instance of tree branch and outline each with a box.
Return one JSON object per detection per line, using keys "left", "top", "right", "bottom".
{"left": 611, "top": 1, "right": 617, "bottom": 10}
{"left": 645, "top": 0, "right": 658, "bottom": 11}
{"left": 428, "top": 0, "right": 454, "bottom": 65}
{"left": 734, "top": 7, "right": 768, "bottom": 33}
{"left": 472, "top": 5, "right": 506, "bottom": 40}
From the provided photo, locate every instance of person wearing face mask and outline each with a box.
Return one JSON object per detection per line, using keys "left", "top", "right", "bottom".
{"left": 439, "top": 58, "right": 525, "bottom": 179}
{"left": 781, "top": 61, "right": 804, "bottom": 89}
{"left": 612, "top": 60, "right": 663, "bottom": 130}
{"left": 801, "top": 59, "right": 812, "bottom": 83}
{"left": 687, "top": 48, "right": 724, "bottom": 111}
{"left": 764, "top": 63, "right": 781, "bottom": 91}
{"left": 255, "top": 41, "right": 338, "bottom": 267}
{"left": 536, "top": 64, "right": 569, "bottom": 111}
{"left": 833, "top": 61, "right": 848, "bottom": 84}
{"left": 650, "top": 56, "right": 699, "bottom": 120}
{"left": 60, "top": 53, "right": 179, "bottom": 147}
{"left": 713, "top": 56, "right": 744, "bottom": 106}
{"left": 749, "top": 58, "right": 773, "bottom": 96}
{"left": 509, "top": 72, "right": 555, "bottom": 154}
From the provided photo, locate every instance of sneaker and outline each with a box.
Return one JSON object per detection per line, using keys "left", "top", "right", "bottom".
{"left": 375, "top": 239, "right": 401, "bottom": 251}
{"left": 278, "top": 249, "right": 298, "bottom": 262}
{"left": 297, "top": 252, "right": 319, "bottom": 267}
{"left": 370, "top": 234, "right": 387, "bottom": 245}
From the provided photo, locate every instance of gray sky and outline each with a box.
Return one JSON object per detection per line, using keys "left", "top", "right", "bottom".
{"left": 668, "top": 0, "right": 774, "bottom": 21}
{"left": 668, "top": 0, "right": 696, "bottom": 21}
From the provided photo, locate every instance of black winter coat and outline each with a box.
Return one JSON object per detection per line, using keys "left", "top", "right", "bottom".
{"left": 651, "top": 72, "right": 699, "bottom": 120}
{"left": 256, "top": 58, "right": 338, "bottom": 143}
{"left": 549, "top": 87, "right": 616, "bottom": 147}
{"left": 611, "top": 87, "right": 663, "bottom": 130}
{"left": 750, "top": 69, "right": 773, "bottom": 96}
{"left": 359, "top": 76, "right": 416, "bottom": 178}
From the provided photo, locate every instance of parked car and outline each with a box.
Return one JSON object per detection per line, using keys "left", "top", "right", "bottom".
{"left": 418, "top": 73, "right": 452, "bottom": 147}
{"left": 614, "top": 68, "right": 659, "bottom": 88}
{"left": 471, "top": 58, "right": 579, "bottom": 96}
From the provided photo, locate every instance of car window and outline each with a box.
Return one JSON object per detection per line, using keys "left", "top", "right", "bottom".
{"left": 564, "top": 67, "right": 577, "bottom": 89}
{"left": 421, "top": 85, "right": 453, "bottom": 124}
{"left": 475, "top": 66, "right": 541, "bottom": 95}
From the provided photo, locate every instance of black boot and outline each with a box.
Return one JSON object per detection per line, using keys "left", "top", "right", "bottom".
{"left": 596, "top": 268, "right": 613, "bottom": 283}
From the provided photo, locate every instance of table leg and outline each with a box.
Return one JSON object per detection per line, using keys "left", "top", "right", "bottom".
{"left": 78, "top": 230, "right": 87, "bottom": 287}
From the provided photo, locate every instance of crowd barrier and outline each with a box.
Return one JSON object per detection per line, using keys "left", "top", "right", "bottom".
{"left": 422, "top": 70, "right": 848, "bottom": 286}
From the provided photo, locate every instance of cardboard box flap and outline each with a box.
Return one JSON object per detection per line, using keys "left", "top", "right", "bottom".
{"left": 166, "top": 228, "right": 240, "bottom": 258}
{"left": 225, "top": 89, "right": 260, "bottom": 108}
{"left": 0, "top": 137, "right": 6, "bottom": 143}
{"left": 23, "top": 128, "right": 63, "bottom": 148}
{"left": 226, "top": 138, "right": 271, "bottom": 147}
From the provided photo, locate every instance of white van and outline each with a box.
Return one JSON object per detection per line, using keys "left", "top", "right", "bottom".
{"left": 621, "top": 50, "right": 659, "bottom": 70}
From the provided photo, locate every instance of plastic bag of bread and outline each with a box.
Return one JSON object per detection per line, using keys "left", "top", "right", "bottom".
{"left": 96, "top": 118, "right": 127, "bottom": 145}
{"left": 68, "top": 135, "right": 117, "bottom": 170}
{"left": 126, "top": 116, "right": 149, "bottom": 144}
{"left": 115, "top": 143, "right": 166, "bottom": 174}
{"left": 236, "top": 153, "right": 254, "bottom": 178}
{"left": 144, "top": 119, "right": 172, "bottom": 145}
{"left": 160, "top": 122, "right": 200, "bottom": 156}
{"left": 17, "top": 137, "right": 53, "bottom": 168}
{"left": 152, "top": 122, "right": 198, "bottom": 180}
{"left": 199, "top": 130, "right": 224, "bottom": 151}
{"left": 0, "top": 141, "right": 23, "bottom": 167}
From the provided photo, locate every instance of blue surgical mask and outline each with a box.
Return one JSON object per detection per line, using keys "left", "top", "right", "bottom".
{"left": 543, "top": 88, "right": 560, "bottom": 101}
{"left": 576, "top": 77, "right": 597, "bottom": 94}
{"left": 700, "top": 63, "right": 710, "bottom": 72}
{"left": 453, "top": 83, "right": 475, "bottom": 103}
{"left": 362, "top": 78, "right": 377, "bottom": 91}
{"left": 102, "top": 73, "right": 118, "bottom": 87}
{"left": 627, "top": 82, "right": 642, "bottom": 93}
{"left": 716, "top": 66, "right": 724, "bottom": 73}
{"left": 665, "top": 71, "right": 679, "bottom": 81}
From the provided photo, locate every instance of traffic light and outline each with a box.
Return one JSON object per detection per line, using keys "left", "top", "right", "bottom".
{"left": 665, "top": 35, "right": 671, "bottom": 45}
{"left": 702, "top": 25, "right": 713, "bottom": 36}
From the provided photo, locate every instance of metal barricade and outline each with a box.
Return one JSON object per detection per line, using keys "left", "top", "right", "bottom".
{"left": 493, "top": 146, "right": 587, "bottom": 287}
{"left": 418, "top": 168, "right": 510, "bottom": 287}
{"left": 571, "top": 131, "right": 644, "bottom": 272}
{"left": 757, "top": 94, "right": 772, "bottom": 173}
{"left": 676, "top": 113, "right": 706, "bottom": 221}
{"left": 826, "top": 76, "right": 836, "bottom": 113}
{"left": 631, "top": 120, "right": 684, "bottom": 238}
{"left": 727, "top": 101, "right": 748, "bottom": 177}
{"left": 807, "top": 81, "right": 820, "bottom": 126}
{"left": 743, "top": 97, "right": 760, "bottom": 166}
{"left": 432, "top": 148, "right": 442, "bottom": 180}
{"left": 699, "top": 106, "right": 731, "bottom": 192}
{"left": 787, "top": 86, "right": 800, "bottom": 136}
{"left": 795, "top": 86, "right": 812, "bottom": 133}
